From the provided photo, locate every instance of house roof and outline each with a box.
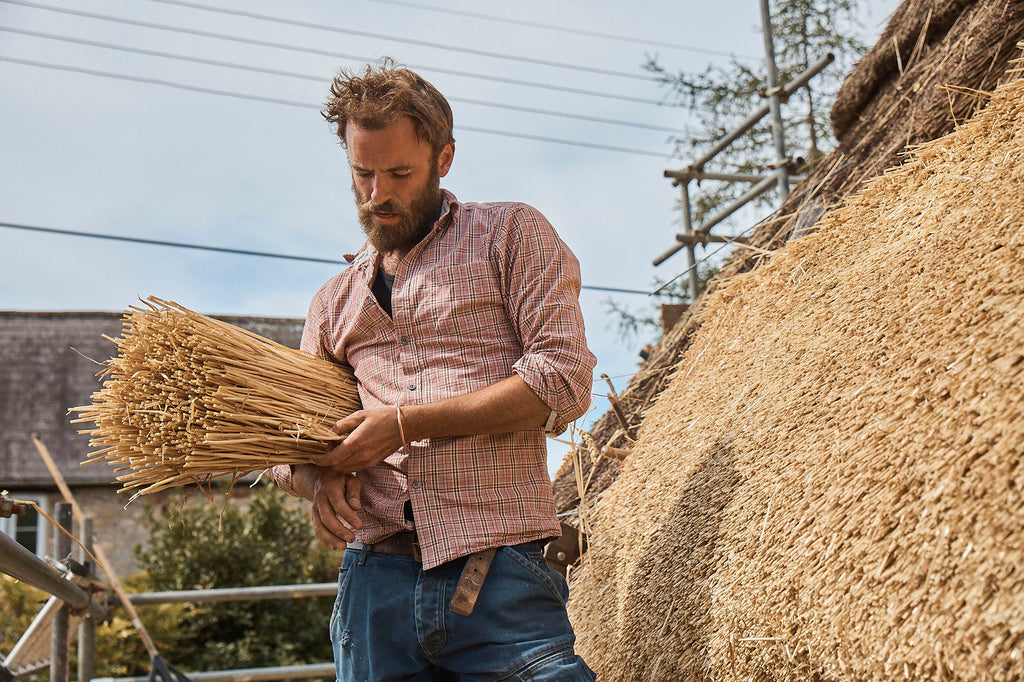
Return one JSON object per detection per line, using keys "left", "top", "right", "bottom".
{"left": 1, "top": 310, "right": 303, "bottom": 487}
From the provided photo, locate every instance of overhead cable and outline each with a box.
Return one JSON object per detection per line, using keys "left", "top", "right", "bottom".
{"left": 1, "top": 222, "right": 653, "bottom": 296}
{"left": 0, "top": 55, "right": 672, "bottom": 158}
{"left": 0, "top": 55, "right": 325, "bottom": 108}
{"left": 2, "top": 221, "right": 349, "bottom": 265}
{"left": 364, "top": 0, "right": 756, "bottom": 59}
{"left": 1, "top": 0, "right": 671, "bottom": 107}
{"left": 0, "top": 26, "right": 690, "bottom": 134}
{"left": 145, "top": 0, "right": 660, "bottom": 82}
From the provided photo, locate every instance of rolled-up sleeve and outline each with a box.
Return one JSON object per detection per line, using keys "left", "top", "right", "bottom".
{"left": 493, "top": 205, "right": 596, "bottom": 435}
{"left": 270, "top": 463, "right": 296, "bottom": 496}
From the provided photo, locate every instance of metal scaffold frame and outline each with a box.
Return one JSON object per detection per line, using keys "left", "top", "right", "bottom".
{"left": 654, "top": 0, "right": 835, "bottom": 301}
{"left": 0, "top": 501, "right": 338, "bottom": 682}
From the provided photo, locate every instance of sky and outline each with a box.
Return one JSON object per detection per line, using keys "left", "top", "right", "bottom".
{"left": 0, "top": 0, "right": 900, "bottom": 474}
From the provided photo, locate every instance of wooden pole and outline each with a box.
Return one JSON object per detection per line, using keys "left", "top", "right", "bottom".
{"left": 32, "top": 435, "right": 161, "bottom": 660}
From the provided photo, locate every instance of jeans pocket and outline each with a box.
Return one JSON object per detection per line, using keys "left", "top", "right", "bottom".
{"left": 504, "top": 544, "right": 568, "bottom": 605}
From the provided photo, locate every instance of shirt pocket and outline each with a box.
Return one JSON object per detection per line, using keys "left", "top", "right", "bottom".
{"left": 426, "top": 261, "right": 512, "bottom": 345}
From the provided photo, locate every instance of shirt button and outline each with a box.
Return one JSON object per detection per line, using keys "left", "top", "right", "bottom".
{"left": 401, "top": 336, "right": 411, "bottom": 344}
{"left": 408, "top": 385, "right": 416, "bottom": 391}
{"left": 411, "top": 480, "right": 422, "bottom": 489}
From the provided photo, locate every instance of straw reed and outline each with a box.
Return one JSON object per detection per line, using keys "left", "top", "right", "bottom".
{"left": 71, "top": 297, "right": 361, "bottom": 498}
{"left": 568, "top": 55, "right": 1024, "bottom": 680}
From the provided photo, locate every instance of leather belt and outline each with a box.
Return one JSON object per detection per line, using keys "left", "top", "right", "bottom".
{"left": 349, "top": 531, "right": 420, "bottom": 561}
{"left": 449, "top": 542, "right": 547, "bottom": 617}
{"left": 349, "top": 535, "right": 548, "bottom": 617}
{"left": 450, "top": 547, "right": 497, "bottom": 617}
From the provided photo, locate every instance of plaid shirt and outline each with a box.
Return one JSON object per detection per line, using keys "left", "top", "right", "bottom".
{"left": 274, "top": 190, "right": 595, "bottom": 568}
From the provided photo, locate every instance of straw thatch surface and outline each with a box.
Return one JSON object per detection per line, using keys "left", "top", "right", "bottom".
{"left": 568, "top": 59, "right": 1024, "bottom": 680}
{"left": 552, "top": 0, "right": 1024, "bottom": 520}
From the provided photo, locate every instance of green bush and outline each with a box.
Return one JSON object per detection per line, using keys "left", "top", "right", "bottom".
{"left": 0, "top": 574, "right": 48, "bottom": 667}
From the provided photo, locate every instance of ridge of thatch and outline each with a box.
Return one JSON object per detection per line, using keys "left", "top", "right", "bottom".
{"left": 831, "top": 0, "right": 974, "bottom": 138}
{"left": 553, "top": 0, "right": 1024, "bottom": 518}
{"left": 568, "top": 50, "right": 1024, "bottom": 680}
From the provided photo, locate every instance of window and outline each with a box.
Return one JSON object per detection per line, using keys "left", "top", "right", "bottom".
{"left": 0, "top": 493, "right": 50, "bottom": 557}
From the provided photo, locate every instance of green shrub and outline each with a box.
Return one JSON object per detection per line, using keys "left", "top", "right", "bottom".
{"left": 0, "top": 575, "right": 48, "bottom": 669}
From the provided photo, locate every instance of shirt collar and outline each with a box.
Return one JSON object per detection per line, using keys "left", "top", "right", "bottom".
{"left": 436, "top": 189, "right": 458, "bottom": 235}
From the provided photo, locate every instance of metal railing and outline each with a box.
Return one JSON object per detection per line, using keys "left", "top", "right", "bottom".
{"left": 93, "top": 584, "right": 339, "bottom": 682}
{"left": 0, "top": 531, "right": 107, "bottom": 622}
{"left": 90, "top": 663, "right": 336, "bottom": 682}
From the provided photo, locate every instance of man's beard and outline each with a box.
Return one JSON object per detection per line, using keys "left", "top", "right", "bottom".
{"left": 354, "top": 170, "right": 442, "bottom": 254}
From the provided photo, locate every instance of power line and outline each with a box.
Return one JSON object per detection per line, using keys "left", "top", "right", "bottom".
{"left": 363, "top": 0, "right": 756, "bottom": 59}
{"left": 451, "top": 96, "right": 687, "bottom": 135}
{"left": 2, "top": 0, "right": 672, "bottom": 107}
{"left": 0, "top": 55, "right": 672, "bottom": 158}
{"left": 453, "top": 124, "right": 668, "bottom": 158}
{"left": 0, "top": 222, "right": 653, "bottom": 295}
{"left": 0, "top": 55, "right": 324, "bottom": 107}
{"left": 1, "top": 221, "right": 350, "bottom": 265}
{"left": 146, "top": 0, "right": 660, "bottom": 82}
{"left": 0, "top": 25, "right": 690, "bottom": 135}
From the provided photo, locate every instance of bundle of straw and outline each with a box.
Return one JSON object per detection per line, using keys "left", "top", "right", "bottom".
{"left": 71, "top": 297, "right": 361, "bottom": 498}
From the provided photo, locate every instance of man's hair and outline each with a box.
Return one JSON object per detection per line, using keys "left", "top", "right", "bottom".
{"left": 322, "top": 58, "right": 455, "bottom": 156}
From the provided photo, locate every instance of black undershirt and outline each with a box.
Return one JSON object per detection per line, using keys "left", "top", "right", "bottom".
{"left": 371, "top": 269, "right": 396, "bottom": 318}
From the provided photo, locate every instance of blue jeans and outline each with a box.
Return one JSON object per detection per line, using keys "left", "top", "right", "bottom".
{"left": 330, "top": 542, "right": 596, "bottom": 681}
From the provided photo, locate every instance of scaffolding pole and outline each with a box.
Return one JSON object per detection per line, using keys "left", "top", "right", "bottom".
{"left": 653, "top": 174, "right": 777, "bottom": 266}
{"left": 683, "top": 52, "right": 834, "bottom": 175}
{"left": 51, "top": 503, "right": 73, "bottom": 682}
{"left": 78, "top": 518, "right": 97, "bottom": 682}
{"left": 0, "top": 532, "right": 107, "bottom": 620}
{"left": 760, "top": 0, "right": 790, "bottom": 198}
{"left": 657, "top": 51, "right": 833, "bottom": 268}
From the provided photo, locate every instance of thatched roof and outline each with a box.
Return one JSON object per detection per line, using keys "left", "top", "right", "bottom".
{"left": 569, "top": 50, "right": 1024, "bottom": 679}
{"left": 553, "top": 0, "right": 1024, "bottom": 516}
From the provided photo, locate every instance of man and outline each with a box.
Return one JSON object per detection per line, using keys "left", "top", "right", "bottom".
{"left": 273, "top": 60, "right": 597, "bottom": 681}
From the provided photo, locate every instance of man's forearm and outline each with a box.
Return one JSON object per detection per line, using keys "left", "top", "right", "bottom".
{"left": 401, "top": 374, "right": 550, "bottom": 443}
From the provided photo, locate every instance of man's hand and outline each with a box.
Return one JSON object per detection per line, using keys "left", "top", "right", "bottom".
{"left": 308, "top": 468, "right": 363, "bottom": 550}
{"left": 311, "top": 408, "right": 404, "bottom": 472}
{"left": 309, "top": 376, "right": 550, "bottom": 473}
